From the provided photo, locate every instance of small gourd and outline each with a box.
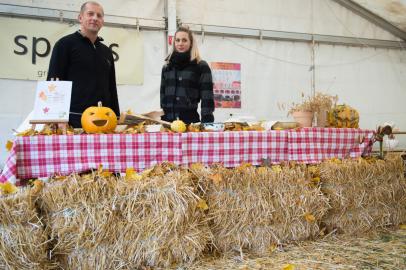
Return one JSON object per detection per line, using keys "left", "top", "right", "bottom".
{"left": 81, "top": 101, "right": 117, "bottom": 133}
{"left": 328, "top": 104, "right": 359, "bottom": 128}
{"left": 170, "top": 119, "right": 187, "bottom": 133}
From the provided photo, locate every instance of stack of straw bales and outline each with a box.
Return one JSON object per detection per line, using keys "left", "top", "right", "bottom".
{"left": 38, "top": 167, "right": 212, "bottom": 269}
{"left": 320, "top": 154, "right": 406, "bottom": 235}
{"left": 0, "top": 188, "right": 56, "bottom": 270}
{"left": 192, "top": 164, "right": 330, "bottom": 255}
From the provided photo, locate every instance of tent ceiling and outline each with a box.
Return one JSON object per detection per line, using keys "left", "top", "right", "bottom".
{"left": 353, "top": 0, "right": 406, "bottom": 32}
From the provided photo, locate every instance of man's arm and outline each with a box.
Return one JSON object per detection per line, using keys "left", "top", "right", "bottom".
{"left": 109, "top": 57, "right": 120, "bottom": 117}
{"left": 47, "top": 39, "right": 69, "bottom": 81}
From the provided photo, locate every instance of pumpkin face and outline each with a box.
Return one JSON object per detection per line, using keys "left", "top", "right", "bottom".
{"left": 328, "top": 104, "right": 359, "bottom": 128}
{"left": 170, "top": 119, "right": 187, "bottom": 133}
{"left": 81, "top": 102, "right": 117, "bottom": 133}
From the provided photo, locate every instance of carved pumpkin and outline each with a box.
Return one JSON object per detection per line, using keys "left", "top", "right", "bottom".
{"left": 81, "top": 101, "right": 117, "bottom": 133}
{"left": 170, "top": 119, "right": 187, "bottom": 133}
{"left": 328, "top": 104, "right": 359, "bottom": 128}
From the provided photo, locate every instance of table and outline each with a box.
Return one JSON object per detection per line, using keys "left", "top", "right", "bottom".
{"left": 0, "top": 128, "right": 374, "bottom": 185}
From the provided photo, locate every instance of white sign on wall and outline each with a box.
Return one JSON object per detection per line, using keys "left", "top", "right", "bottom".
{"left": 0, "top": 17, "right": 144, "bottom": 85}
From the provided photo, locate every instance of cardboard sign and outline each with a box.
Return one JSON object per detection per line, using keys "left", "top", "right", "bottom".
{"left": 31, "top": 81, "right": 72, "bottom": 123}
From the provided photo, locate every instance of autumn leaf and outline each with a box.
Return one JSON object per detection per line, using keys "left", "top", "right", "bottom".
{"left": 271, "top": 165, "right": 282, "bottom": 173}
{"left": 282, "top": 264, "right": 295, "bottom": 270}
{"left": 196, "top": 199, "right": 209, "bottom": 210}
{"left": 236, "top": 162, "right": 252, "bottom": 172}
{"left": 209, "top": 173, "right": 223, "bottom": 187}
{"left": 5, "top": 140, "right": 13, "bottom": 152}
{"left": 100, "top": 171, "right": 113, "bottom": 177}
{"left": 268, "top": 243, "right": 277, "bottom": 253}
{"left": 190, "top": 163, "right": 204, "bottom": 171}
{"left": 0, "top": 181, "right": 18, "bottom": 195}
{"left": 304, "top": 213, "right": 316, "bottom": 223}
{"left": 125, "top": 167, "right": 142, "bottom": 181}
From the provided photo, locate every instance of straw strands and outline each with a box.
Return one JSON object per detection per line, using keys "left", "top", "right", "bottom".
{"left": 0, "top": 155, "right": 405, "bottom": 269}
{"left": 0, "top": 189, "right": 56, "bottom": 270}
{"left": 39, "top": 166, "right": 212, "bottom": 269}
{"left": 320, "top": 154, "right": 406, "bottom": 235}
{"left": 192, "top": 164, "right": 330, "bottom": 255}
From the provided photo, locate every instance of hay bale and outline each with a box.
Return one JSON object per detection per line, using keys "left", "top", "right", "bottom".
{"left": 0, "top": 188, "right": 40, "bottom": 225}
{"left": 40, "top": 168, "right": 212, "bottom": 268}
{"left": 193, "top": 164, "right": 330, "bottom": 255}
{"left": 0, "top": 189, "right": 56, "bottom": 270}
{"left": 320, "top": 154, "right": 406, "bottom": 235}
{"left": 112, "top": 169, "right": 212, "bottom": 267}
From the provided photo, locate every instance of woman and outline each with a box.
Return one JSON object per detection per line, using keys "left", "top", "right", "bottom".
{"left": 160, "top": 26, "right": 215, "bottom": 124}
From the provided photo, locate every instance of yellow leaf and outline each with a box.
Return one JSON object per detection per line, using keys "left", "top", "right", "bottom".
{"left": 311, "top": 176, "right": 320, "bottom": 184}
{"left": 5, "top": 140, "right": 13, "bottom": 152}
{"left": 190, "top": 163, "right": 204, "bottom": 171}
{"left": 196, "top": 199, "right": 209, "bottom": 210}
{"left": 257, "top": 166, "right": 268, "bottom": 174}
{"left": 268, "top": 243, "right": 277, "bottom": 253}
{"left": 125, "top": 167, "right": 142, "bottom": 181}
{"left": 141, "top": 168, "right": 154, "bottom": 178}
{"left": 209, "top": 173, "right": 223, "bottom": 187}
{"left": 30, "top": 180, "right": 45, "bottom": 195}
{"left": 283, "top": 264, "right": 295, "bottom": 270}
{"left": 304, "top": 213, "right": 316, "bottom": 223}
{"left": 236, "top": 162, "right": 252, "bottom": 172}
{"left": 399, "top": 224, "right": 406, "bottom": 230}
{"left": 271, "top": 165, "right": 282, "bottom": 173}
{"left": 0, "top": 181, "right": 18, "bottom": 195}
{"left": 100, "top": 171, "right": 113, "bottom": 177}
{"left": 98, "top": 164, "right": 103, "bottom": 174}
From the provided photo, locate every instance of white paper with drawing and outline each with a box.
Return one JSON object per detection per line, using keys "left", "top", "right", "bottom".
{"left": 32, "top": 81, "right": 72, "bottom": 122}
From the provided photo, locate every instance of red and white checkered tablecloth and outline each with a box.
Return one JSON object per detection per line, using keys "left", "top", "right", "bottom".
{"left": 287, "top": 128, "right": 374, "bottom": 163}
{"left": 0, "top": 133, "right": 182, "bottom": 185}
{"left": 0, "top": 128, "right": 375, "bottom": 185}
{"left": 182, "top": 131, "right": 289, "bottom": 167}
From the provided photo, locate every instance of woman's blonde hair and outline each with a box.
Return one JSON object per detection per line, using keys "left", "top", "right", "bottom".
{"left": 166, "top": 25, "right": 202, "bottom": 63}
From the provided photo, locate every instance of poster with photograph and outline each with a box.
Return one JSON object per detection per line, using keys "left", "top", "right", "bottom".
{"left": 31, "top": 81, "right": 72, "bottom": 122}
{"left": 210, "top": 62, "right": 241, "bottom": 108}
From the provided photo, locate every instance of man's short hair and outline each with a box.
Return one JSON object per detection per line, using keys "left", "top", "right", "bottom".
{"left": 80, "top": 1, "right": 104, "bottom": 15}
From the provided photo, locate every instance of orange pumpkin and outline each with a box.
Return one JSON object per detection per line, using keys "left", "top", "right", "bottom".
{"left": 81, "top": 101, "right": 117, "bottom": 133}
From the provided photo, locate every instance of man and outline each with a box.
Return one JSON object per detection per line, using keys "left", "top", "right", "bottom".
{"left": 47, "top": 1, "right": 120, "bottom": 128}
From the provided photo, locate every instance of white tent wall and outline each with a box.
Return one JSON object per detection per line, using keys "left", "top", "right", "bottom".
{"left": 177, "top": 0, "right": 400, "bottom": 41}
{"left": 1, "top": 0, "right": 406, "bottom": 168}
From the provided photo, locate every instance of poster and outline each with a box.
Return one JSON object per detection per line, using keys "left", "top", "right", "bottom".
{"left": 210, "top": 62, "right": 241, "bottom": 108}
{"left": 32, "top": 81, "right": 72, "bottom": 122}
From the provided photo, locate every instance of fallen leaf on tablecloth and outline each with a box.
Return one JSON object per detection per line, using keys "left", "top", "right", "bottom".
{"left": 196, "top": 199, "right": 209, "bottom": 210}
{"left": 0, "top": 181, "right": 18, "bottom": 195}
{"left": 209, "top": 173, "right": 223, "bottom": 187}
{"left": 304, "top": 212, "right": 316, "bottom": 223}
{"left": 282, "top": 264, "right": 295, "bottom": 270}
{"left": 5, "top": 140, "right": 13, "bottom": 152}
{"left": 125, "top": 167, "right": 142, "bottom": 181}
{"left": 16, "top": 128, "right": 36, "bottom": 136}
